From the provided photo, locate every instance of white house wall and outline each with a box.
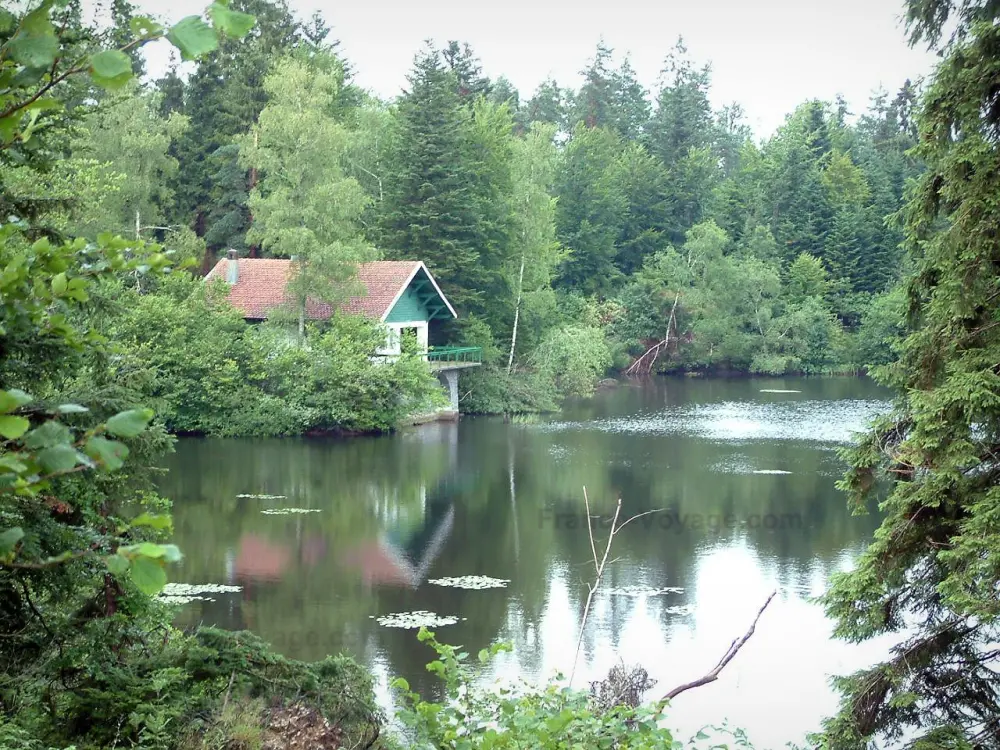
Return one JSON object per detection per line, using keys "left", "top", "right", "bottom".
{"left": 376, "top": 321, "right": 429, "bottom": 357}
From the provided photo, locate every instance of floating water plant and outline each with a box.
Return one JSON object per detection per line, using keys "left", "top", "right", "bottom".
{"left": 155, "top": 582, "right": 242, "bottom": 605}
{"left": 260, "top": 508, "right": 320, "bottom": 515}
{"left": 428, "top": 575, "right": 510, "bottom": 589}
{"left": 604, "top": 585, "right": 684, "bottom": 597}
{"left": 369, "top": 611, "right": 466, "bottom": 628}
{"left": 237, "top": 493, "right": 287, "bottom": 500}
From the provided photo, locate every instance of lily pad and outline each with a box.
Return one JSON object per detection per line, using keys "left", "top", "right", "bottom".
{"left": 369, "top": 611, "right": 466, "bottom": 628}
{"left": 427, "top": 575, "right": 510, "bottom": 589}
{"left": 155, "top": 582, "right": 241, "bottom": 605}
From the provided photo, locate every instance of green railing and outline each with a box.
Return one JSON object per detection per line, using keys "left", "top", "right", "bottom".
{"left": 426, "top": 346, "right": 483, "bottom": 364}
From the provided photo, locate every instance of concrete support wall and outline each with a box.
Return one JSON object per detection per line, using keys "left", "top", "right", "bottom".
{"left": 436, "top": 369, "right": 460, "bottom": 412}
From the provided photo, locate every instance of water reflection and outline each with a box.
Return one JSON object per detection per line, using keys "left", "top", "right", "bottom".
{"left": 161, "top": 376, "right": 896, "bottom": 748}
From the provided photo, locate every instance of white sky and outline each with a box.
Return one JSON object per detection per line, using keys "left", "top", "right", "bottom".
{"left": 135, "top": 0, "right": 939, "bottom": 138}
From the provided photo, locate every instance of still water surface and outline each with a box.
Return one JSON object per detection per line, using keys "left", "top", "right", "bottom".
{"left": 162, "top": 376, "right": 897, "bottom": 748}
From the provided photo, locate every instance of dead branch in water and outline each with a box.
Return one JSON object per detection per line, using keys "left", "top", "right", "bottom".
{"left": 655, "top": 590, "right": 777, "bottom": 710}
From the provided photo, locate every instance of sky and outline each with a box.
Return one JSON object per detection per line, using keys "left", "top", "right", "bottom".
{"left": 134, "top": 0, "right": 940, "bottom": 138}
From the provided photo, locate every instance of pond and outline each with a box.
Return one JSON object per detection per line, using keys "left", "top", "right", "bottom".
{"left": 160, "top": 375, "right": 898, "bottom": 747}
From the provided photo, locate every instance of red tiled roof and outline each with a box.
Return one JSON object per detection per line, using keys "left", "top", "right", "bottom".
{"left": 204, "top": 258, "right": 428, "bottom": 321}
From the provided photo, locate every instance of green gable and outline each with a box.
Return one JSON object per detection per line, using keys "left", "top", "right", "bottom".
{"left": 384, "top": 267, "right": 454, "bottom": 323}
{"left": 385, "top": 285, "right": 429, "bottom": 323}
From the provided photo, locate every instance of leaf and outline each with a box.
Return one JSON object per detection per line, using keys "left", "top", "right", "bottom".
{"left": 130, "top": 556, "right": 167, "bottom": 595}
{"left": 129, "top": 16, "right": 164, "bottom": 37}
{"left": 37, "top": 444, "right": 80, "bottom": 473}
{"left": 56, "top": 404, "right": 88, "bottom": 414}
{"left": 6, "top": 3, "right": 59, "bottom": 70}
{"left": 0, "top": 389, "right": 33, "bottom": 413}
{"left": 0, "top": 415, "right": 30, "bottom": 440}
{"left": 105, "top": 554, "right": 129, "bottom": 576}
{"left": 84, "top": 436, "right": 129, "bottom": 470}
{"left": 89, "top": 49, "right": 133, "bottom": 90}
{"left": 478, "top": 648, "right": 490, "bottom": 664}
{"left": 0, "top": 456, "right": 27, "bottom": 473}
{"left": 0, "top": 527, "right": 24, "bottom": 556}
{"left": 166, "top": 16, "right": 218, "bottom": 61}
{"left": 23, "top": 420, "right": 72, "bottom": 449}
{"left": 105, "top": 408, "right": 153, "bottom": 438}
{"left": 208, "top": 3, "right": 255, "bottom": 38}
{"left": 51, "top": 271, "right": 67, "bottom": 295}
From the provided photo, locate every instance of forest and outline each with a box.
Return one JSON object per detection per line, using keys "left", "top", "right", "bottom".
{"left": 4, "top": 0, "right": 920, "bottom": 434}
{"left": 4, "top": 0, "right": 1000, "bottom": 747}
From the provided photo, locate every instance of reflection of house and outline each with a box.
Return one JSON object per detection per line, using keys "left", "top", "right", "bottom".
{"left": 232, "top": 533, "right": 328, "bottom": 582}
{"left": 205, "top": 255, "right": 456, "bottom": 356}
{"left": 341, "top": 501, "right": 454, "bottom": 589}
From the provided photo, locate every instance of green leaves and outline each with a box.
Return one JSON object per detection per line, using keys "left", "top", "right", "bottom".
{"left": 130, "top": 555, "right": 167, "bottom": 595}
{"left": 23, "top": 420, "right": 71, "bottom": 449}
{"left": 105, "top": 408, "right": 154, "bottom": 438}
{"left": 84, "top": 436, "right": 129, "bottom": 471}
{"left": 5, "top": 2, "right": 58, "bottom": 70}
{"left": 129, "top": 16, "right": 164, "bottom": 38}
{"left": 114, "top": 543, "right": 183, "bottom": 595}
{"left": 89, "top": 50, "right": 133, "bottom": 91}
{"left": 166, "top": 16, "right": 219, "bottom": 61}
{"left": 0, "top": 389, "right": 31, "bottom": 413}
{"left": 208, "top": 3, "right": 256, "bottom": 38}
{"left": 0, "top": 416, "right": 30, "bottom": 440}
{"left": 51, "top": 271, "right": 67, "bottom": 295}
{"left": 36, "top": 444, "right": 82, "bottom": 473}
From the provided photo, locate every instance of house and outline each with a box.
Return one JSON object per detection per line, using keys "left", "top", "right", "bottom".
{"left": 204, "top": 251, "right": 458, "bottom": 356}
{"left": 204, "top": 251, "right": 481, "bottom": 415}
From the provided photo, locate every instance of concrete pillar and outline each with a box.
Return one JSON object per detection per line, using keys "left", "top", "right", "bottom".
{"left": 437, "top": 369, "right": 459, "bottom": 412}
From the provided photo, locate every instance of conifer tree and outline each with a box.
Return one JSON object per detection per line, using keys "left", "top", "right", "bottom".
{"left": 820, "top": 1, "right": 1000, "bottom": 744}
{"left": 379, "top": 44, "right": 488, "bottom": 315}
{"left": 554, "top": 125, "right": 628, "bottom": 295}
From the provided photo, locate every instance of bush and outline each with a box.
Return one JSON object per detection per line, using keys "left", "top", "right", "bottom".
{"left": 391, "top": 629, "right": 755, "bottom": 750}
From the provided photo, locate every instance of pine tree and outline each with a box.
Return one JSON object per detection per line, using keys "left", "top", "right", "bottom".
{"left": 820, "top": 1, "right": 1000, "bottom": 745}
{"left": 442, "top": 40, "right": 491, "bottom": 102}
{"left": 165, "top": 0, "right": 301, "bottom": 247}
{"left": 569, "top": 40, "right": 616, "bottom": 129}
{"left": 379, "top": 44, "right": 489, "bottom": 315}
{"left": 609, "top": 56, "right": 651, "bottom": 141}
{"left": 554, "top": 125, "right": 628, "bottom": 295}
{"left": 646, "top": 38, "right": 713, "bottom": 168}
{"left": 522, "top": 78, "right": 566, "bottom": 130}
{"left": 612, "top": 143, "right": 670, "bottom": 275}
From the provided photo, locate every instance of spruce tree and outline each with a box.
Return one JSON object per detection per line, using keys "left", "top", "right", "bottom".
{"left": 379, "top": 44, "right": 489, "bottom": 315}
{"left": 820, "top": 1, "right": 1000, "bottom": 745}
{"left": 553, "top": 124, "right": 628, "bottom": 295}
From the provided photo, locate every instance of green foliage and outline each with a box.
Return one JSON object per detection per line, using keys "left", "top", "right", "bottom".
{"left": 818, "top": 3, "right": 1000, "bottom": 745}
{"left": 0, "top": 12, "right": 393, "bottom": 750}
{"left": 393, "top": 628, "right": 757, "bottom": 750}
{"left": 533, "top": 325, "right": 612, "bottom": 398}
{"left": 241, "top": 53, "right": 376, "bottom": 337}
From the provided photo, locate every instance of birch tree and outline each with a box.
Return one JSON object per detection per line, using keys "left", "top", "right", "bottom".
{"left": 240, "top": 54, "right": 376, "bottom": 340}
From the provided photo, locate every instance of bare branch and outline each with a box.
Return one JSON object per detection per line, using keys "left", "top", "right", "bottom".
{"left": 656, "top": 590, "right": 776, "bottom": 707}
